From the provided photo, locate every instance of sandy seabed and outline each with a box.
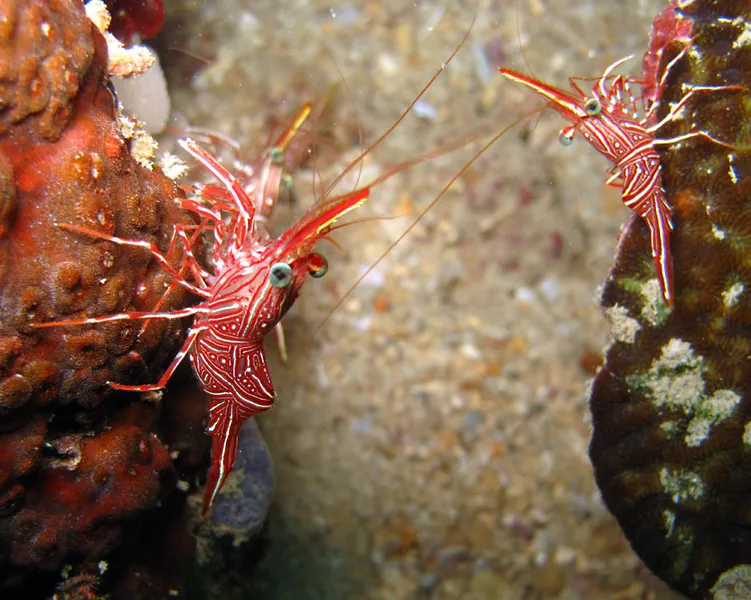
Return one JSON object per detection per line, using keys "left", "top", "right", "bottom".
{"left": 162, "top": 1, "right": 685, "bottom": 598}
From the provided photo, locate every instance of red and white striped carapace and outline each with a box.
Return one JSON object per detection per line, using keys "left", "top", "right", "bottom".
{"left": 178, "top": 141, "right": 369, "bottom": 512}
{"left": 499, "top": 57, "right": 738, "bottom": 307}
{"left": 641, "top": 1, "right": 692, "bottom": 118}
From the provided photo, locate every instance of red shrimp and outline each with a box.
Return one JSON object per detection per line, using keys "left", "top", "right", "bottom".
{"left": 182, "top": 103, "right": 314, "bottom": 361}
{"left": 498, "top": 57, "right": 739, "bottom": 306}
{"left": 33, "top": 23, "right": 475, "bottom": 513}
{"left": 36, "top": 147, "right": 369, "bottom": 513}
{"left": 185, "top": 102, "right": 313, "bottom": 226}
{"left": 641, "top": 1, "right": 692, "bottom": 116}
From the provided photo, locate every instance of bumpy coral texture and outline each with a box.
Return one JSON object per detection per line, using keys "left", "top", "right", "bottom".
{"left": 0, "top": 0, "right": 93, "bottom": 140}
{"left": 0, "top": 1, "right": 204, "bottom": 598}
{"left": 589, "top": 1, "right": 751, "bottom": 598}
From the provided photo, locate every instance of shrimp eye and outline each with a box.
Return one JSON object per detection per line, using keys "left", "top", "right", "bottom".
{"left": 585, "top": 97, "right": 601, "bottom": 116}
{"left": 269, "top": 262, "right": 293, "bottom": 288}
{"left": 307, "top": 253, "right": 328, "bottom": 279}
{"left": 269, "top": 146, "right": 285, "bottom": 165}
{"left": 559, "top": 127, "right": 575, "bottom": 147}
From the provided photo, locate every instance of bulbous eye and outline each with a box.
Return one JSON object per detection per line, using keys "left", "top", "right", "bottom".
{"left": 307, "top": 253, "right": 328, "bottom": 278}
{"left": 585, "top": 97, "right": 601, "bottom": 116}
{"left": 269, "top": 146, "right": 285, "bottom": 165}
{"left": 559, "top": 126, "right": 575, "bottom": 147}
{"left": 269, "top": 262, "right": 293, "bottom": 288}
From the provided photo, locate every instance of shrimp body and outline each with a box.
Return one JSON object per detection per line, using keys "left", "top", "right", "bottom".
{"left": 34, "top": 135, "right": 368, "bottom": 514}
{"left": 499, "top": 60, "right": 675, "bottom": 306}
{"left": 190, "top": 246, "right": 299, "bottom": 511}
{"left": 500, "top": 55, "right": 741, "bottom": 307}
{"left": 178, "top": 141, "right": 368, "bottom": 512}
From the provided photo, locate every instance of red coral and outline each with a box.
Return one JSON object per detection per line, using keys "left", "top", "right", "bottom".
{"left": 0, "top": 1, "right": 207, "bottom": 597}
{"left": 0, "top": 0, "right": 195, "bottom": 410}
{"left": 104, "top": 0, "right": 165, "bottom": 45}
{"left": 10, "top": 422, "right": 174, "bottom": 570}
{"left": 0, "top": 0, "right": 94, "bottom": 141}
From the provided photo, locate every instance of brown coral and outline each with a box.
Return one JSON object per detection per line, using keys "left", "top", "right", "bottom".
{"left": 589, "top": 1, "right": 751, "bottom": 598}
{"left": 0, "top": 0, "right": 206, "bottom": 597}
{"left": 0, "top": 0, "right": 95, "bottom": 140}
{"left": 0, "top": 0, "right": 195, "bottom": 410}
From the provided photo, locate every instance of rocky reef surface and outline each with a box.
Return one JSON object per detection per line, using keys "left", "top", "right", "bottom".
{"left": 590, "top": 0, "right": 751, "bottom": 598}
{"left": 0, "top": 1, "right": 272, "bottom": 598}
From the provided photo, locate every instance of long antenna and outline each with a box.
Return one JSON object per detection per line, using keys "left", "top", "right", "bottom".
{"left": 320, "top": 13, "right": 477, "bottom": 201}
{"left": 313, "top": 112, "right": 532, "bottom": 336}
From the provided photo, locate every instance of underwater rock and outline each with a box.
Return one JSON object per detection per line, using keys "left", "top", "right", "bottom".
{"left": 209, "top": 418, "right": 275, "bottom": 538}
{"left": 589, "top": 1, "right": 751, "bottom": 598}
{"left": 184, "top": 419, "right": 274, "bottom": 599}
{"left": 0, "top": 0, "right": 206, "bottom": 597}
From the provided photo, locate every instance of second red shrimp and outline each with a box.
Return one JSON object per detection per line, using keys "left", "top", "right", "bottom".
{"left": 499, "top": 55, "right": 739, "bottom": 307}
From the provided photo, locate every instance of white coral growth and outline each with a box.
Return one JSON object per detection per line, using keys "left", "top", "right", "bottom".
{"left": 84, "top": 0, "right": 156, "bottom": 78}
